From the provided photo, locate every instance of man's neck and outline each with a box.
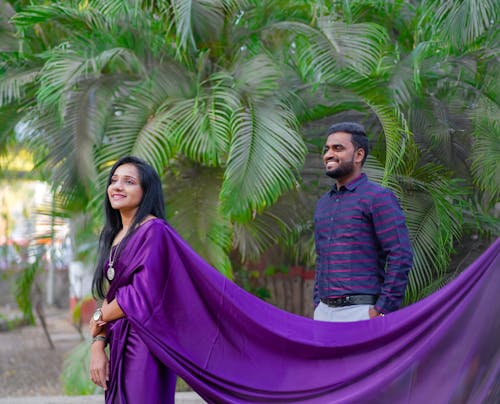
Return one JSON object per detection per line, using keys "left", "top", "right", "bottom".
{"left": 335, "top": 171, "right": 362, "bottom": 189}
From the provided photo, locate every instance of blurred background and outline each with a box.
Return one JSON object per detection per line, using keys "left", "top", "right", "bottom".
{"left": 0, "top": 0, "right": 499, "bottom": 399}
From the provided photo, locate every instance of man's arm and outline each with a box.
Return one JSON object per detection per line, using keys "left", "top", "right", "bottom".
{"left": 371, "top": 190, "right": 413, "bottom": 314}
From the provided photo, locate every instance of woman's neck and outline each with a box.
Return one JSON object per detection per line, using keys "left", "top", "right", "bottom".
{"left": 119, "top": 209, "right": 137, "bottom": 232}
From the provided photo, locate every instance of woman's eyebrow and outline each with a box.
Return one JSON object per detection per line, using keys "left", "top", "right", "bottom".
{"left": 111, "top": 174, "right": 138, "bottom": 180}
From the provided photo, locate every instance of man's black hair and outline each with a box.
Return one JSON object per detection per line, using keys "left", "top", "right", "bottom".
{"left": 327, "top": 122, "right": 369, "bottom": 165}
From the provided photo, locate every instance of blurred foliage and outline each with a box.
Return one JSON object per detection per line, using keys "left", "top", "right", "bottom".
{"left": 14, "top": 261, "right": 38, "bottom": 325}
{"left": 0, "top": 0, "right": 498, "bottom": 307}
{"left": 61, "top": 340, "right": 102, "bottom": 395}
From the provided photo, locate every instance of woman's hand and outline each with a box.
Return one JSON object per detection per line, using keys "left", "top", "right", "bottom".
{"left": 89, "top": 340, "right": 109, "bottom": 390}
{"left": 89, "top": 316, "right": 106, "bottom": 338}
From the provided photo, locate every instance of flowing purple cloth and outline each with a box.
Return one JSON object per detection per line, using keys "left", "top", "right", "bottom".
{"left": 107, "top": 219, "right": 500, "bottom": 403}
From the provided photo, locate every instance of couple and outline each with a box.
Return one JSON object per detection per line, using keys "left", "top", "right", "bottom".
{"left": 89, "top": 122, "right": 413, "bottom": 403}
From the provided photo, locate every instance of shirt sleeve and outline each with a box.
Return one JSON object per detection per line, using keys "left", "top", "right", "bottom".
{"left": 371, "top": 190, "right": 413, "bottom": 313}
{"left": 313, "top": 272, "right": 319, "bottom": 308}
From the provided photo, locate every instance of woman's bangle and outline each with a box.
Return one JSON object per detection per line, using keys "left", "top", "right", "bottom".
{"left": 92, "top": 335, "right": 107, "bottom": 344}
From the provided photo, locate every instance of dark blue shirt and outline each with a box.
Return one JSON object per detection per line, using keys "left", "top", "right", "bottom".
{"left": 314, "top": 173, "right": 413, "bottom": 313}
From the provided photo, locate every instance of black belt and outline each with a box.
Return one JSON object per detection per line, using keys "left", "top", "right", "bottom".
{"left": 320, "top": 295, "right": 377, "bottom": 307}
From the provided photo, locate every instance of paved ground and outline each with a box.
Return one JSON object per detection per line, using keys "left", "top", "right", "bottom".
{"left": 0, "top": 392, "right": 202, "bottom": 403}
{"left": 0, "top": 306, "right": 204, "bottom": 403}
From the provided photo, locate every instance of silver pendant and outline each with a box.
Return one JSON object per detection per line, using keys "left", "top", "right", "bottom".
{"left": 107, "top": 265, "right": 115, "bottom": 281}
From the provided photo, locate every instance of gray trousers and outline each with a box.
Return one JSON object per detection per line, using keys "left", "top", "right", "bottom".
{"left": 313, "top": 301, "right": 372, "bottom": 322}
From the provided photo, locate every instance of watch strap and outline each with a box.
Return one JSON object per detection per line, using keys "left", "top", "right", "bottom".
{"left": 92, "top": 335, "right": 107, "bottom": 344}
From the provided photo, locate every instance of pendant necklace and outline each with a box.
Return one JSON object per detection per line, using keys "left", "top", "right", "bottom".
{"left": 107, "top": 238, "right": 123, "bottom": 281}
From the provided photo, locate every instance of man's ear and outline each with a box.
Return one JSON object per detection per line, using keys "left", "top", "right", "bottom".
{"left": 354, "top": 147, "right": 365, "bottom": 164}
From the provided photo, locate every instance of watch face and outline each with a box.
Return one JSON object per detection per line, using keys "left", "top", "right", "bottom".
{"left": 93, "top": 309, "right": 101, "bottom": 322}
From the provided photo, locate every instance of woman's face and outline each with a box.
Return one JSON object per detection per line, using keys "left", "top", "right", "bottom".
{"left": 107, "top": 163, "right": 143, "bottom": 215}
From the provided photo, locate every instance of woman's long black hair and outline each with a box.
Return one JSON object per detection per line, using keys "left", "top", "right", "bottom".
{"left": 92, "top": 156, "right": 166, "bottom": 299}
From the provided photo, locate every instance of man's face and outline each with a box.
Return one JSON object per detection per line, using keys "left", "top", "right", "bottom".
{"left": 323, "top": 132, "right": 358, "bottom": 179}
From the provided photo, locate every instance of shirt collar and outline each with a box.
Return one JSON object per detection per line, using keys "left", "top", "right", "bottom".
{"left": 329, "top": 173, "right": 367, "bottom": 195}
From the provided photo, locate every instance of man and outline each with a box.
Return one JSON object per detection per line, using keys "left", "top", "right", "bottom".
{"left": 313, "top": 122, "right": 413, "bottom": 322}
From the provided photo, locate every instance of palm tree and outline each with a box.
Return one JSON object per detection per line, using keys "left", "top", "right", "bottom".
{"left": 275, "top": 0, "right": 500, "bottom": 300}
{"left": 1, "top": 0, "right": 498, "bottom": 305}
{"left": 1, "top": 0, "right": 309, "bottom": 277}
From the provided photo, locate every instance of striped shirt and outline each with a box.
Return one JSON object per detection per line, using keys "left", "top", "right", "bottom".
{"left": 314, "top": 173, "right": 413, "bottom": 313}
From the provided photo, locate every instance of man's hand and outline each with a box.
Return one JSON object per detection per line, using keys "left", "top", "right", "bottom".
{"left": 89, "top": 341, "right": 109, "bottom": 390}
{"left": 368, "top": 307, "right": 384, "bottom": 319}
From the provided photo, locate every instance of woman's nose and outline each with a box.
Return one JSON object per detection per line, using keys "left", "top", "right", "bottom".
{"left": 111, "top": 180, "right": 123, "bottom": 189}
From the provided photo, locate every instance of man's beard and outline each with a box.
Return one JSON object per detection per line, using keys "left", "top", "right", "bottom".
{"left": 325, "top": 159, "right": 355, "bottom": 179}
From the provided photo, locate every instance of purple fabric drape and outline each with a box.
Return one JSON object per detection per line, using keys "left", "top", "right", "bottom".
{"left": 109, "top": 219, "right": 500, "bottom": 403}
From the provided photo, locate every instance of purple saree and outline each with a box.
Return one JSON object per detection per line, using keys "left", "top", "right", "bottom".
{"left": 107, "top": 219, "right": 500, "bottom": 403}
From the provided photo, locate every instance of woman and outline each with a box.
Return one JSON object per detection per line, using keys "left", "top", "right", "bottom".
{"left": 89, "top": 156, "right": 176, "bottom": 403}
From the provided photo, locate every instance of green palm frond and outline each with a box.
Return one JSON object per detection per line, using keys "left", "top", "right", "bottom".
{"left": 366, "top": 102, "right": 412, "bottom": 182}
{"left": 399, "top": 165, "right": 467, "bottom": 300}
{"left": 88, "top": 0, "right": 141, "bottom": 17}
{"left": 468, "top": 68, "right": 500, "bottom": 201}
{"left": 11, "top": 2, "right": 107, "bottom": 32}
{"left": 61, "top": 341, "right": 96, "bottom": 395}
{"left": 37, "top": 46, "right": 144, "bottom": 110}
{"left": 265, "top": 188, "right": 316, "bottom": 267}
{"left": 363, "top": 155, "right": 387, "bottom": 185}
{"left": 233, "top": 184, "right": 313, "bottom": 264}
{"left": 97, "top": 65, "right": 192, "bottom": 173}
{"left": 165, "top": 162, "right": 233, "bottom": 276}
{"left": 22, "top": 107, "right": 90, "bottom": 204}
{"left": 233, "top": 210, "right": 291, "bottom": 264}
{"left": 161, "top": 73, "right": 239, "bottom": 166}
{"left": 0, "top": 67, "right": 38, "bottom": 106}
{"left": 316, "top": 19, "right": 388, "bottom": 77}
{"left": 0, "top": 0, "right": 17, "bottom": 53}
{"left": 270, "top": 19, "right": 388, "bottom": 81}
{"left": 470, "top": 120, "right": 500, "bottom": 201}
{"left": 388, "top": 40, "right": 444, "bottom": 107}
{"left": 427, "top": 0, "right": 499, "bottom": 49}
{"left": 231, "top": 54, "right": 282, "bottom": 102}
{"left": 62, "top": 75, "right": 123, "bottom": 185}
{"left": 221, "top": 102, "right": 306, "bottom": 220}
{"left": 0, "top": 103, "right": 20, "bottom": 153}
{"left": 171, "top": 0, "right": 226, "bottom": 52}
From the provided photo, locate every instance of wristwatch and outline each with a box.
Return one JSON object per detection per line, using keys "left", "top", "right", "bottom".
{"left": 92, "top": 308, "right": 103, "bottom": 322}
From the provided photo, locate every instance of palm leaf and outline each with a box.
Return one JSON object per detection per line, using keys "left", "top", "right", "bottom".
{"left": 0, "top": 103, "right": 21, "bottom": 153}
{"left": 270, "top": 19, "right": 388, "bottom": 81}
{"left": 0, "top": 0, "right": 17, "bottom": 52}
{"left": 470, "top": 119, "right": 500, "bottom": 201}
{"left": 36, "top": 46, "right": 144, "bottom": 111}
{"left": 221, "top": 102, "right": 306, "bottom": 220}
{"left": 366, "top": 102, "right": 412, "bottom": 182}
{"left": 96, "top": 64, "right": 192, "bottom": 174}
{"left": 11, "top": 3, "right": 107, "bottom": 32}
{"left": 161, "top": 73, "right": 238, "bottom": 166}
{"left": 61, "top": 75, "right": 124, "bottom": 186}
{"left": 398, "top": 165, "right": 467, "bottom": 301}
{"left": 231, "top": 54, "right": 282, "bottom": 102}
{"left": 165, "top": 162, "right": 233, "bottom": 276}
{"left": 427, "top": 0, "right": 499, "bottom": 49}
{"left": 0, "top": 67, "right": 39, "bottom": 107}
{"left": 171, "top": 0, "right": 225, "bottom": 52}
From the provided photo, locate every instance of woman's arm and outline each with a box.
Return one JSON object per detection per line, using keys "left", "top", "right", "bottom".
{"left": 101, "top": 298, "right": 125, "bottom": 322}
{"left": 89, "top": 299, "right": 125, "bottom": 337}
{"left": 89, "top": 338, "right": 109, "bottom": 390}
